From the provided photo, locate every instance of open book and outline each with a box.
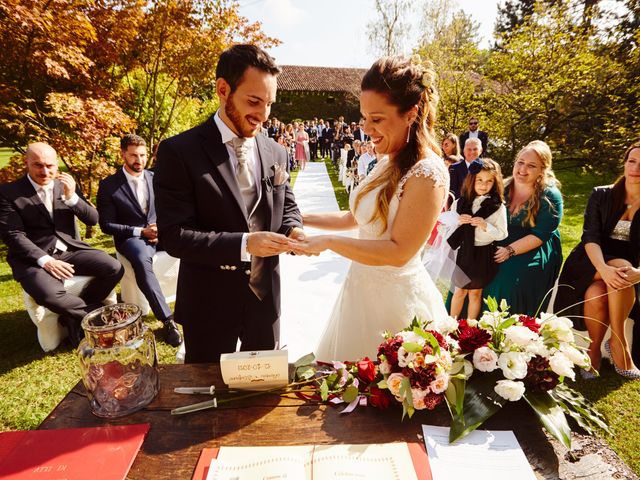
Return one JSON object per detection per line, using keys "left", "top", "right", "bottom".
{"left": 193, "top": 443, "right": 430, "bottom": 480}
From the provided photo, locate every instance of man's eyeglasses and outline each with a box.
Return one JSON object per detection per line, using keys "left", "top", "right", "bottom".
{"left": 469, "top": 122, "right": 478, "bottom": 125}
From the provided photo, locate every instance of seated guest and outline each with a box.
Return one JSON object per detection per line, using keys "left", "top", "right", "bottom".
{"left": 0, "top": 143, "right": 124, "bottom": 346}
{"left": 449, "top": 137, "right": 482, "bottom": 199}
{"left": 555, "top": 140, "right": 640, "bottom": 379}
{"left": 97, "top": 134, "right": 182, "bottom": 347}
{"left": 480, "top": 140, "right": 563, "bottom": 316}
{"left": 357, "top": 142, "right": 375, "bottom": 182}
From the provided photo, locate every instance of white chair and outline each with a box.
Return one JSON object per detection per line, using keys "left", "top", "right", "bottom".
{"left": 116, "top": 250, "right": 180, "bottom": 316}
{"left": 547, "top": 279, "right": 635, "bottom": 359}
{"left": 23, "top": 276, "right": 117, "bottom": 352}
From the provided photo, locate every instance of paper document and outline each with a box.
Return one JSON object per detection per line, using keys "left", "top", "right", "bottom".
{"left": 422, "top": 425, "right": 536, "bottom": 480}
{"left": 206, "top": 443, "right": 419, "bottom": 480}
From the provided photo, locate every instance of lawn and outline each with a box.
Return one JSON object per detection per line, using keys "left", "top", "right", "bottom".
{"left": 0, "top": 148, "right": 15, "bottom": 168}
{"left": 0, "top": 163, "right": 638, "bottom": 473}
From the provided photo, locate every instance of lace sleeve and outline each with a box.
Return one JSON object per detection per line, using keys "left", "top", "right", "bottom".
{"left": 398, "top": 156, "right": 450, "bottom": 198}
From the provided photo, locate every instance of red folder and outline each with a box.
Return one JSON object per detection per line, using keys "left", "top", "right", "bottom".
{"left": 0, "top": 424, "right": 150, "bottom": 479}
{"left": 192, "top": 443, "right": 432, "bottom": 480}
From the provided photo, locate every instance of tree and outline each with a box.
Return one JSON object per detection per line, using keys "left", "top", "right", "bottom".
{"left": 367, "top": 0, "right": 413, "bottom": 57}
{"left": 484, "top": 3, "right": 629, "bottom": 171}
{"left": 416, "top": 6, "right": 487, "bottom": 136}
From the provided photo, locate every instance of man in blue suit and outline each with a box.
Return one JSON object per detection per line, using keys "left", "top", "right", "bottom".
{"left": 449, "top": 137, "right": 483, "bottom": 199}
{"left": 97, "top": 134, "right": 182, "bottom": 346}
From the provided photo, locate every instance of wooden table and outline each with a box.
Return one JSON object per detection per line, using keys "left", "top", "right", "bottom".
{"left": 39, "top": 364, "right": 636, "bottom": 480}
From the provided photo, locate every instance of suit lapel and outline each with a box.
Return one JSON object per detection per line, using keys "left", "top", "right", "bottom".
{"left": 52, "top": 180, "right": 64, "bottom": 221}
{"left": 145, "top": 170, "right": 155, "bottom": 220}
{"left": 200, "top": 120, "right": 248, "bottom": 224}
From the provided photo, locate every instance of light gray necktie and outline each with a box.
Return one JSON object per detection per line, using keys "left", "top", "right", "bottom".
{"left": 133, "top": 176, "right": 148, "bottom": 214}
{"left": 38, "top": 186, "right": 53, "bottom": 217}
{"left": 231, "top": 137, "right": 257, "bottom": 214}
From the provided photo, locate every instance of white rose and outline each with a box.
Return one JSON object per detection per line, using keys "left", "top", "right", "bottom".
{"left": 430, "top": 315, "right": 459, "bottom": 335}
{"left": 473, "top": 347, "right": 499, "bottom": 372}
{"left": 386, "top": 373, "right": 406, "bottom": 397}
{"left": 494, "top": 380, "right": 526, "bottom": 402}
{"left": 379, "top": 360, "right": 392, "bottom": 375}
{"left": 559, "top": 344, "right": 590, "bottom": 368}
{"left": 398, "top": 331, "right": 424, "bottom": 345}
{"left": 429, "top": 374, "right": 449, "bottom": 394}
{"left": 525, "top": 338, "right": 549, "bottom": 357}
{"left": 541, "top": 315, "right": 575, "bottom": 343}
{"left": 549, "top": 352, "right": 576, "bottom": 380}
{"left": 505, "top": 325, "right": 538, "bottom": 347}
{"left": 498, "top": 352, "right": 528, "bottom": 380}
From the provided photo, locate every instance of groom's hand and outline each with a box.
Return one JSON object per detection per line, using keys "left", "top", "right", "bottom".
{"left": 247, "top": 232, "right": 292, "bottom": 257}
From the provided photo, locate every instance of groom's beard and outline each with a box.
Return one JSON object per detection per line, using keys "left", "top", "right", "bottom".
{"left": 225, "top": 92, "right": 261, "bottom": 138}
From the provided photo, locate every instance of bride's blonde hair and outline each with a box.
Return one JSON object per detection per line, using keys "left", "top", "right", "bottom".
{"left": 354, "top": 56, "right": 441, "bottom": 232}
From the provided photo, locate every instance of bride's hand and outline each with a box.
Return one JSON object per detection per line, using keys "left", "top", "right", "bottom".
{"left": 290, "top": 235, "right": 330, "bottom": 256}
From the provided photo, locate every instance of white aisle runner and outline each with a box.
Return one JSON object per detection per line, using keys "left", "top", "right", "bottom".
{"left": 279, "top": 163, "right": 354, "bottom": 362}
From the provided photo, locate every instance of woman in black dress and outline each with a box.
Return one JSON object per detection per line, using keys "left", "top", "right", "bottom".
{"left": 555, "top": 140, "right": 640, "bottom": 379}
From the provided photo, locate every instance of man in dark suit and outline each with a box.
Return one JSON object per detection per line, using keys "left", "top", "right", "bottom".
{"left": 449, "top": 137, "right": 483, "bottom": 199}
{"left": 154, "top": 44, "right": 304, "bottom": 363}
{"left": 459, "top": 117, "right": 488, "bottom": 157}
{"left": 353, "top": 119, "right": 369, "bottom": 142}
{"left": 0, "top": 143, "right": 124, "bottom": 346}
{"left": 97, "top": 134, "right": 182, "bottom": 347}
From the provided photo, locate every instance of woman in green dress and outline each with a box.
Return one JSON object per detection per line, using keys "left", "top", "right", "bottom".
{"left": 483, "top": 140, "right": 563, "bottom": 316}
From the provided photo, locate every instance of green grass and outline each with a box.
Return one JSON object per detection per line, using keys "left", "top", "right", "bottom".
{"left": 320, "top": 156, "right": 350, "bottom": 210}
{"left": 0, "top": 166, "right": 638, "bottom": 473}
{"left": 0, "top": 148, "right": 16, "bottom": 168}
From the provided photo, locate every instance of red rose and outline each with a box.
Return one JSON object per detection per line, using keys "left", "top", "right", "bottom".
{"left": 456, "top": 319, "right": 491, "bottom": 353}
{"left": 369, "top": 386, "right": 391, "bottom": 409}
{"left": 519, "top": 315, "right": 541, "bottom": 333}
{"left": 356, "top": 357, "right": 377, "bottom": 383}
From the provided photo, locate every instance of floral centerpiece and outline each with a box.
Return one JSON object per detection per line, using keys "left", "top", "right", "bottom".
{"left": 173, "top": 298, "right": 609, "bottom": 449}
{"left": 290, "top": 297, "right": 609, "bottom": 448}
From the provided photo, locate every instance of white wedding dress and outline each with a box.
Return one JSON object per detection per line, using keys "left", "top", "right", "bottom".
{"left": 314, "top": 152, "right": 450, "bottom": 361}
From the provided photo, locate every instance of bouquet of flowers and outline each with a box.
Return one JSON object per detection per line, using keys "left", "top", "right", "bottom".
{"left": 444, "top": 297, "right": 610, "bottom": 447}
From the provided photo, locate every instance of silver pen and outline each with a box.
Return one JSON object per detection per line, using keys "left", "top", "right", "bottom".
{"left": 171, "top": 398, "right": 218, "bottom": 415}
{"left": 173, "top": 386, "right": 216, "bottom": 395}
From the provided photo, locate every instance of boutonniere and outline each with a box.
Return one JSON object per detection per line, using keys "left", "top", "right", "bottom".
{"left": 272, "top": 163, "right": 289, "bottom": 186}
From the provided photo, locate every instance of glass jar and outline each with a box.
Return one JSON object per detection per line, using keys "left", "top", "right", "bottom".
{"left": 77, "top": 303, "right": 159, "bottom": 418}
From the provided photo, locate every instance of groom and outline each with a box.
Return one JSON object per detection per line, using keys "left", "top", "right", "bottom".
{"left": 154, "top": 44, "right": 304, "bottom": 363}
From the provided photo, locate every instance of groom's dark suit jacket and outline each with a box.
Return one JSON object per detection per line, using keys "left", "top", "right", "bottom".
{"left": 0, "top": 176, "right": 98, "bottom": 280}
{"left": 154, "top": 116, "right": 302, "bottom": 361}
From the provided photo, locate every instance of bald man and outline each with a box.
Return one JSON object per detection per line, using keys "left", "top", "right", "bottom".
{"left": 0, "top": 143, "right": 124, "bottom": 347}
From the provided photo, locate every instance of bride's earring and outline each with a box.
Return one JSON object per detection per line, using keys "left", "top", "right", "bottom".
{"left": 406, "top": 126, "right": 411, "bottom": 143}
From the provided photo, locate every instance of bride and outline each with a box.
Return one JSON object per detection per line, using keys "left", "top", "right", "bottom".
{"left": 295, "top": 56, "right": 450, "bottom": 361}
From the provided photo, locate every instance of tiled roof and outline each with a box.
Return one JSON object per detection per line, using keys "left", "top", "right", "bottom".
{"left": 277, "top": 65, "right": 367, "bottom": 96}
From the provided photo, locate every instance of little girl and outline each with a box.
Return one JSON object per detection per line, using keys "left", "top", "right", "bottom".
{"left": 448, "top": 158, "right": 508, "bottom": 320}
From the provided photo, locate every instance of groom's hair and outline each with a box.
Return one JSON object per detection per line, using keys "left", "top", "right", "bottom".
{"left": 216, "top": 44, "right": 281, "bottom": 92}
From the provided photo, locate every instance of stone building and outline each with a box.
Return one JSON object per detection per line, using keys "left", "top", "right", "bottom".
{"left": 272, "top": 65, "right": 367, "bottom": 123}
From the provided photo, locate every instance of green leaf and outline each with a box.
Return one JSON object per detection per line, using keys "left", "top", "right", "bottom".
{"left": 343, "top": 385, "right": 359, "bottom": 403}
{"left": 293, "top": 352, "right": 315, "bottom": 368}
{"left": 444, "top": 377, "right": 466, "bottom": 417}
{"left": 377, "top": 379, "right": 388, "bottom": 389}
{"left": 319, "top": 379, "right": 329, "bottom": 402}
{"left": 498, "top": 317, "right": 517, "bottom": 330}
{"left": 500, "top": 299, "right": 509, "bottom": 312}
{"left": 400, "top": 377, "right": 414, "bottom": 420}
{"left": 484, "top": 296, "right": 499, "bottom": 312}
{"left": 524, "top": 391, "right": 572, "bottom": 449}
{"left": 448, "top": 371, "right": 505, "bottom": 443}
{"left": 295, "top": 365, "right": 316, "bottom": 381}
{"left": 550, "top": 384, "right": 612, "bottom": 436}
{"left": 402, "top": 342, "right": 423, "bottom": 353}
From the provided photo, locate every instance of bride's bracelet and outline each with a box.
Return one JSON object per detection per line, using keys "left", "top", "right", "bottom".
{"left": 505, "top": 245, "right": 516, "bottom": 258}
